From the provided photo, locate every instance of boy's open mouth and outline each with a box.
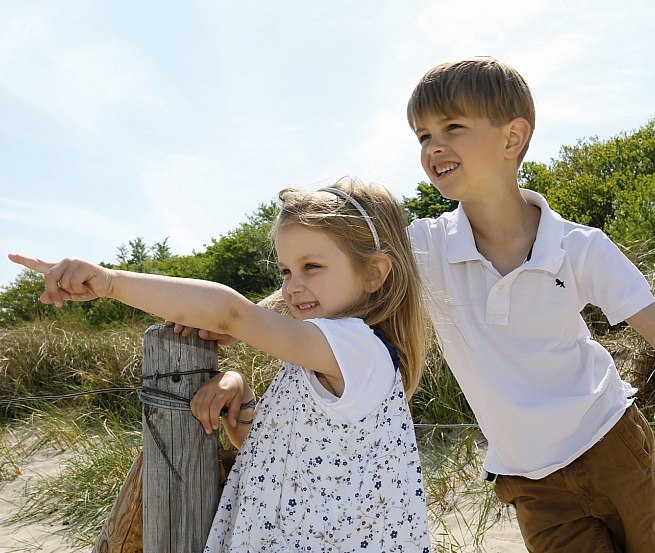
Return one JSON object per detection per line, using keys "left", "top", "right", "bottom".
{"left": 434, "top": 161, "right": 459, "bottom": 178}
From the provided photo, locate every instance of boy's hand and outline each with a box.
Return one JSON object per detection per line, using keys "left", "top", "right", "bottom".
{"left": 190, "top": 370, "right": 251, "bottom": 433}
{"left": 164, "top": 320, "right": 239, "bottom": 345}
{"left": 8, "top": 254, "right": 112, "bottom": 308}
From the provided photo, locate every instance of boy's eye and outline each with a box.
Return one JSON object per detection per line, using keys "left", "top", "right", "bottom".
{"left": 279, "top": 268, "right": 290, "bottom": 277}
{"left": 305, "top": 263, "right": 320, "bottom": 271}
{"left": 446, "top": 123, "right": 463, "bottom": 131}
{"left": 417, "top": 133, "right": 430, "bottom": 144}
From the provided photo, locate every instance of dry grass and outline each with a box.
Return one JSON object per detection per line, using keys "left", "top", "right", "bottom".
{"left": 1, "top": 298, "right": 654, "bottom": 550}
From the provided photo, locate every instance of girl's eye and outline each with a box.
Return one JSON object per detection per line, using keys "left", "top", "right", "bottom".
{"left": 305, "top": 263, "right": 320, "bottom": 271}
{"left": 279, "top": 268, "right": 290, "bottom": 277}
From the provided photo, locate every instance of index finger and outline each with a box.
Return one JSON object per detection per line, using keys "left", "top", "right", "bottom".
{"left": 8, "top": 253, "right": 66, "bottom": 307}
{"left": 7, "top": 253, "right": 56, "bottom": 275}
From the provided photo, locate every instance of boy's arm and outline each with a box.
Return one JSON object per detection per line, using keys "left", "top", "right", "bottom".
{"left": 625, "top": 302, "right": 655, "bottom": 349}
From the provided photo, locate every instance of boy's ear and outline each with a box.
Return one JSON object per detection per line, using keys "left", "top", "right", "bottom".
{"left": 364, "top": 254, "right": 392, "bottom": 293}
{"left": 504, "top": 117, "right": 531, "bottom": 160}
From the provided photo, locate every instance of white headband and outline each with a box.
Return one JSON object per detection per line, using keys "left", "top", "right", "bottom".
{"left": 319, "top": 187, "right": 381, "bottom": 251}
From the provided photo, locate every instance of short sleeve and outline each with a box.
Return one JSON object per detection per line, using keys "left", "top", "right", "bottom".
{"left": 578, "top": 231, "right": 654, "bottom": 325}
{"left": 302, "top": 318, "right": 396, "bottom": 423}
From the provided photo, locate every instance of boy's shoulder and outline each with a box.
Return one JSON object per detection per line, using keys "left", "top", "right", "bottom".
{"left": 407, "top": 191, "right": 611, "bottom": 257}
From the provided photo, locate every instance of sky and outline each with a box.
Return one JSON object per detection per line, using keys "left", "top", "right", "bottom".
{"left": 1, "top": 0, "right": 654, "bottom": 288}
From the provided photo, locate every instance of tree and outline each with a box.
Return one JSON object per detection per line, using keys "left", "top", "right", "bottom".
{"left": 0, "top": 270, "right": 53, "bottom": 325}
{"left": 520, "top": 120, "right": 655, "bottom": 241}
{"left": 403, "top": 182, "right": 458, "bottom": 221}
{"left": 151, "top": 237, "right": 172, "bottom": 261}
{"left": 607, "top": 174, "right": 655, "bottom": 246}
{"left": 204, "top": 201, "right": 281, "bottom": 299}
{"left": 116, "top": 244, "right": 130, "bottom": 265}
{"left": 128, "top": 237, "right": 149, "bottom": 267}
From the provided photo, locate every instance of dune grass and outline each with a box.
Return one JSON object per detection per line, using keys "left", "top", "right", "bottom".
{"left": 3, "top": 407, "right": 141, "bottom": 547}
{"left": 1, "top": 311, "right": 654, "bottom": 551}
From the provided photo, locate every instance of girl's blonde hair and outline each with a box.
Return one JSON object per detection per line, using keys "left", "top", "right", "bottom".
{"left": 273, "top": 177, "right": 428, "bottom": 397}
{"left": 407, "top": 56, "right": 535, "bottom": 164}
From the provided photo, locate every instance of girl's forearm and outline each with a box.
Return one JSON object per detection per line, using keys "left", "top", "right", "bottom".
{"left": 109, "top": 270, "right": 247, "bottom": 335}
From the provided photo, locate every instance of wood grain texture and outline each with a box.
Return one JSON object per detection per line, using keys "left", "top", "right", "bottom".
{"left": 141, "top": 324, "right": 220, "bottom": 553}
{"left": 92, "top": 451, "right": 144, "bottom": 553}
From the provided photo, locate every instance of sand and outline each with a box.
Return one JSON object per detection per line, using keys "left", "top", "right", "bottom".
{"left": 0, "top": 447, "right": 92, "bottom": 552}
{"left": 1, "top": 448, "right": 527, "bottom": 553}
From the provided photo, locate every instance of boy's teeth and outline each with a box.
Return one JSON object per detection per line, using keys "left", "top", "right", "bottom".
{"left": 436, "top": 162, "right": 458, "bottom": 175}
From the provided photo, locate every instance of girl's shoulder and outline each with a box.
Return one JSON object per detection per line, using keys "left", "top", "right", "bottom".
{"left": 300, "top": 317, "right": 397, "bottom": 423}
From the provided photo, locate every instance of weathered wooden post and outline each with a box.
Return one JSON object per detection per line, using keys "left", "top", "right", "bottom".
{"left": 92, "top": 451, "right": 144, "bottom": 553}
{"left": 92, "top": 324, "right": 233, "bottom": 552}
{"left": 140, "top": 324, "right": 221, "bottom": 553}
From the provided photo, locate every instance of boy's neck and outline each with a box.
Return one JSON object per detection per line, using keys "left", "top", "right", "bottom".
{"left": 462, "top": 188, "right": 541, "bottom": 276}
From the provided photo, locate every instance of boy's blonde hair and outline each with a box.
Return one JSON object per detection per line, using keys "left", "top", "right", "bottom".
{"left": 273, "top": 177, "right": 428, "bottom": 397}
{"left": 407, "top": 56, "right": 536, "bottom": 164}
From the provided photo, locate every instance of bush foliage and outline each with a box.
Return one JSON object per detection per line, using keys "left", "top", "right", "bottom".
{"left": 1, "top": 120, "right": 654, "bottom": 418}
{"left": 1, "top": 122, "right": 654, "bottom": 549}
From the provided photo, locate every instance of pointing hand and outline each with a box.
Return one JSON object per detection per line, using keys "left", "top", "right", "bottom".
{"left": 8, "top": 254, "right": 113, "bottom": 308}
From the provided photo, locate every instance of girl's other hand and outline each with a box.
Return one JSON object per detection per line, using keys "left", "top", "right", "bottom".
{"left": 190, "top": 370, "right": 249, "bottom": 433}
{"left": 164, "top": 320, "right": 239, "bottom": 345}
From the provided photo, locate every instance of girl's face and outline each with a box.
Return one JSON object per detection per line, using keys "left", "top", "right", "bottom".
{"left": 275, "top": 223, "right": 367, "bottom": 320}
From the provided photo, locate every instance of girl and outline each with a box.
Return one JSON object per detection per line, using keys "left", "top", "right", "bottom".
{"left": 9, "top": 178, "right": 431, "bottom": 552}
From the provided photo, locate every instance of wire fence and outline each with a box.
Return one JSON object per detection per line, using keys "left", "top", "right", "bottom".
{"left": 2, "top": 387, "right": 654, "bottom": 428}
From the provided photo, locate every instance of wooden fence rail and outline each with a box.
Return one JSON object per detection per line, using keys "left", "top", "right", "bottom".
{"left": 93, "top": 324, "right": 235, "bottom": 553}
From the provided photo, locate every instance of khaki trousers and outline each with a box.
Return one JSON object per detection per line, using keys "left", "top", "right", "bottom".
{"left": 495, "top": 404, "right": 655, "bottom": 553}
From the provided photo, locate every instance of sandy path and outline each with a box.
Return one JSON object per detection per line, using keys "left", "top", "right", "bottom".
{"left": 1, "top": 449, "right": 526, "bottom": 553}
{"left": 0, "top": 448, "right": 92, "bottom": 552}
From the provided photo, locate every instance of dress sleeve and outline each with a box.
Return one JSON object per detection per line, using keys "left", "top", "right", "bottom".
{"left": 302, "top": 318, "right": 396, "bottom": 424}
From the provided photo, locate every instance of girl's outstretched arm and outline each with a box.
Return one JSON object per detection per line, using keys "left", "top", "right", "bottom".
{"left": 8, "top": 254, "right": 343, "bottom": 384}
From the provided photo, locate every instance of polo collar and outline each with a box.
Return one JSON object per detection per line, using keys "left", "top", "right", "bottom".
{"left": 445, "top": 189, "right": 566, "bottom": 274}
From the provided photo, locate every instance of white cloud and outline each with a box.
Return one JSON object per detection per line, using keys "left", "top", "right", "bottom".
{"left": 1, "top": 197, "right": 141, "bottom": 279}
{"left": 0, "top": 197, "right": 138, "bottom": 237}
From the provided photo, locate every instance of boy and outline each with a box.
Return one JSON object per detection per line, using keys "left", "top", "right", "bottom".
{"left": 406, "top": 57, "right": 655, "bottom": 552}
{"left": 169, "top": 57, "right": 655, "bottom": 551}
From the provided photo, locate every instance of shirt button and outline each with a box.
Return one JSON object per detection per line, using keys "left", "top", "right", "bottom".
{"left": 496, "top": 285, "right": 504, "bottom": 294}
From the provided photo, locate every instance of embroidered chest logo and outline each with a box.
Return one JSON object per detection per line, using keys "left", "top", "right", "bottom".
{"left": 555, "top": 278, "right": 566, "bottom": 288}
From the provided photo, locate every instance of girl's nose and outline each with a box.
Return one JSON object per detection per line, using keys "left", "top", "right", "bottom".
{"left": 285, "top": 275, "right": 304, "bottom": 294}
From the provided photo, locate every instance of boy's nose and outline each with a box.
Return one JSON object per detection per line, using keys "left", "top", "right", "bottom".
{"left": 427, "top": 139, "right": 445, "bottom": 155}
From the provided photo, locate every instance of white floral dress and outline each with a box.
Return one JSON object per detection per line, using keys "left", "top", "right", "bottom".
{"left": 204, "top": 321, "right": 431, "bottom": 552}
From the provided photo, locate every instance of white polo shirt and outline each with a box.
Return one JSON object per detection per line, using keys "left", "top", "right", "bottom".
{"left": 409, "top": 189, "right": 655, "bottom": 479}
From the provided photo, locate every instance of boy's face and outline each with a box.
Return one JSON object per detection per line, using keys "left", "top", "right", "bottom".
{"left": 413, "top": 112, "right": 511, "bottom": 202}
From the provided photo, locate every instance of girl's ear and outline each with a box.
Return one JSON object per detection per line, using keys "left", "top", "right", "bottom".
{"left": 364, "top": 254, "right": 392, "bottom": 293}
{"left": 504, "top": 117, "right": 531, "bottom": 160}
